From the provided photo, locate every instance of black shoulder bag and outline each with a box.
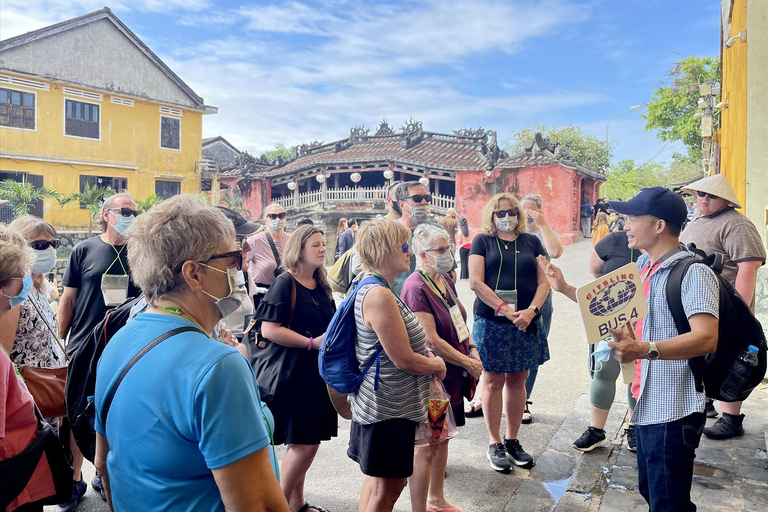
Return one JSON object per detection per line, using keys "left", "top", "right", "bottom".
{"left": 264, "top": 231, "right": 283, "bottom": 278}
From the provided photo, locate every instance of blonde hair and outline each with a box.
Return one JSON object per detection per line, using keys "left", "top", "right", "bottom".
{"left": 126, "top": 195, "right": 235, "bottom": 303}
{"left": 263, "top": 203, "right": 286, "bottom": 220}
{"left": 356, "top": 218, "right": 411, "bottom": 271}
{"left": 9, "top": 216, "right": 58, "bottom": 292}
{"left": 99, "top": 192, "right": 135, "bottom": 232}
{"left": 282, "top": 225, "right": 332, "bottom": 299}
{"left": 0, "top": 225, "right": 33, "bottom": 289}
{"left": 595, "top": 212, "right": 609, "bottom": 225}
{"left": 480, "top": 193, "right": 527, "bottom": 237}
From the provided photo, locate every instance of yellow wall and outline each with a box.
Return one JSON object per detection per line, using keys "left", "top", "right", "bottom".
{"left": 0, "top": 72, "right": 204, "bottom": 228}
{"left": 719, "top": 0, "right": 748, "bottom": 210}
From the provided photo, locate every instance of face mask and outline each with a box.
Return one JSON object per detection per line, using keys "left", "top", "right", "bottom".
{"left": 268, "top": 218, "right": 287, "bottom": 232}
{"left": 390, "top": 199, "right": 402, "bottom": 216}
{"left": 430, "top": 252, "right": 454, "bottom": 274}
{"left": 592, "top": 339, "right": 613, "bottom": 372}
{"left": 32, "top": 247, "right": 57, "bottom": 275}
{"left": 200, "top": 266, "right": 248, "bottom": 319}
{"left": 495, "top": 215, "right": 518, "bottom": 233}
{"left": 405, "top": 204, "right": 430, "bottom": 224}
{"left": 6, "top": 274, "right": 33, "bottom": 308}
{"left": 526, "top": 215, "right": 535, "bottom": 225}
{"left": 113, "top": 214, "right": 135, "bottom": 236}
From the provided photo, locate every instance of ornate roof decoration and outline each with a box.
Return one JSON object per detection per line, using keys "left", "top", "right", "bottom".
{"left": 497, "top": 132, "right": 605, "bottom": 180}
{"left": 350, "top": 125, "right": 370, "bottom": 141}
{"left": 293, "top": 140, "right": 323, "bottom": 158}
{"left": 453, "top": 127, "right": 487, "bottom": 142}
{"left": 401, "top": 118, "right": 423, "bottom": 136}
{"left": 375, "top": 119, "right": 395, "bottom": 136}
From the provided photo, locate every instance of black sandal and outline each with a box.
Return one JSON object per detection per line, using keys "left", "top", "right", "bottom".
{"left": 465, "top": 400, "right": 483, "bottom": 418}
{"left": 521, "top": 401, "right": 533, "bottom": 424}
{"left": 297, "top": 504, "right": 330, "bottom": 512}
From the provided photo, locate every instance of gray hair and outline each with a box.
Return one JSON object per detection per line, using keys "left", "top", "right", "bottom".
{"left": 522, "top": 194, "right": 542, "bottom": 210}
{"left": 99, "top": 192, "right": 134, "bottom": 232}
{"left": 412, "top": 224, "right": 450, "bottom": 256}
{"left": 126, "top": 195, "right": 235, "bottom": 303}
{"left": 395, "top": 181, "right": 426, "bottom": 203}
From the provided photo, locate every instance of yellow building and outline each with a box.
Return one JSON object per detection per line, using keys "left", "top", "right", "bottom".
{"left": 0, "top": 7, "right": 216, "bottom": 228}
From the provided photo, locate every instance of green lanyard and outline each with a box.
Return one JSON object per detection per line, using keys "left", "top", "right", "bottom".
{"left": 370, "top": 270, "right": 401, "bottom": 300}
{"left": 494, "top": 237, "right": 518, "bottom": 291}
{"left": 417, "top": 269, "right": 458, "bottom": 312}
{"left": 105, "top": 243, "right": 128, "bottom": 275}
{"left": 1, "top": 343, "right": 24, "bottom": 382}
{"left": 155, "top": 306, "right": 211, "bottom": 339}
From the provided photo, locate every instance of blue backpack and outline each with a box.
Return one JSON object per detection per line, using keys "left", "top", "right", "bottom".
{"left": 319, "top": 275, "right": 385, "bottom": 393}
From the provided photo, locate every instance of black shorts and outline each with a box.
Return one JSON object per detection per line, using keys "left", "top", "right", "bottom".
{"left": 348, "top": 418, "right": 418, "bottom": 478}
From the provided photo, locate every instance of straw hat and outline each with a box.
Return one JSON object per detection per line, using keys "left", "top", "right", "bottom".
{"left": 682, "top": 174, "right": 741, "bottom": 209}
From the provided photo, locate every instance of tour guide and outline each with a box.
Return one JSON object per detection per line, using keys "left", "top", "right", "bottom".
{"left": 606, "top": 187, "right": 719, "bottom": 511}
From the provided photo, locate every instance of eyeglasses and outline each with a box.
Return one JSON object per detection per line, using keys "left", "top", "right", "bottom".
{"left": 426, "top": 244, "right": 455, "bottom": 255}
{"left": 494, "top": 209, "right": 518, "bottom": 218}
{"left": 401, "top": 243, "right": 410, "bottom": 253}
{"left": 267, "top": 212, "right": 287, "bottom": 220}
{"left": 29, "top": 239, "right": 60, "bottom": 250}
{"left": 405, "top": 194, "right": 432, "bottom": 204}
{"left": 205, "top": 250, "right": 243, "bottom": 271}
{"left": 696, "top": 191, "right": 720, "bottom": 200}
{"left": 107, "top": 207, "right": 140, "bottom": 218}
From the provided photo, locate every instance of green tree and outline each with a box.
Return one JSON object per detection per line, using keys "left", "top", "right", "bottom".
{"left": 644, "top": 56, "right": 720, "bottom": 162}
{"left": 219, "top": 192, "right": 251, "bottom": 219}
{"left": 606, "top": 158, "right": 704, "bottom": 200}
{"left": 135, "top": 194, "right": 163, "bottom": 213}
{"left": 263, "top": 143, "right": 294, "bottom": 162}
{"left": 504, "top": 125, "right": 616, "bottom": 173}
{"left": 0, "top": 180, "right": 60, "bottom": 218}
{"left": 58, "top": 183, "right": 112, "bottom": 235}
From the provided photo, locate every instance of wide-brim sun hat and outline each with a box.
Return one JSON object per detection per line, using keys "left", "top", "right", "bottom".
{"left": 682, "top": 173, "right": 741, "bottom": 209}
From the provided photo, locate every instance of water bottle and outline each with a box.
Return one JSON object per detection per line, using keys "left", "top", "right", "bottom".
{"left": 720, "top": 345, "right": 760, "bottom": 401}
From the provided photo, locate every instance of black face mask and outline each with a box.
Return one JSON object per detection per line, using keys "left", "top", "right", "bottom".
{"left": 391, "top": 199, "right": 402, "bottom": 216}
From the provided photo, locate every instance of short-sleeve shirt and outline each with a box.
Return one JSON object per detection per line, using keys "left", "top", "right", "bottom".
{"left": 595, "top": 231, "right": 641, "bottom": 274}
{"left": 244, "top": 231, "right": 291, "bottom": 287}
{"left": 438, "top": 216, "right": 458, "bottom": 245}
{"left": 62, "top": 236, "right": 141, "bottom": 354}
{"left": 680, "top": 208, "right": 766, "bottom": 287}
{"left": 469, "top": 233, "right": 546, "bottom": 323}
{"left": 528, "top": 227, "right": 560, "bottom": 261}
{"left": 401, "top": 271, "right": 468, "bottom": 387}
{"left": 95, "top": 314, "right": 273, "bottom": 512}
{"left": 11, "top": 289, "right": 66, "bottom": 368}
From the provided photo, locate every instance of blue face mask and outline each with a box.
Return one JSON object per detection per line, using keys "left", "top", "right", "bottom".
{"left": 32, "top": 247, "right": 57, "bottom": 275}
{"left": 6, "top": 274, "right": 33, "bottom": 308}
{"left": 592, "top": 339, "right": 613, "bottom": 372}
{"left": 114, "top": 215, "right": 135, "bottom": 236}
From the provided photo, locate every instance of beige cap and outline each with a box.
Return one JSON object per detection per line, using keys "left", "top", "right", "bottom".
{"left": 683, "top": 173, "right": 741, "bottom": 209}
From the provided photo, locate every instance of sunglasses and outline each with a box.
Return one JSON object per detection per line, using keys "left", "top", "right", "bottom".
{"left": 426, "top": 244, "right": 455, "bottom": 255}
{"left": 405, "top": 194, "right": 432, "bottom": 204}
{"left": 205, "top": 250, "right": 243, "bottom": 271}
{"left": 267, "top": 212, "right": 287, "bottom": 220}
{"left": 29, "top": 239, "right": 60, "bottom": 250}
{"left": 401, "top": 243, "right": 410, "bottom": 253}
{"left": 696, "top": 191, "right": 720, "bottom": 200}
{"left": 494, "top": 209, "right": 518, "bottom": 218}
{"left": 107, "top": 207, "right": 140, "bottom": 218}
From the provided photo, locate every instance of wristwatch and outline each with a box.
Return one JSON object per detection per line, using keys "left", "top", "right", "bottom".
{"left": 647, "top": 342, "right": 660, "bottom": 360}
{"left": 529, "top": 305, "right": 540, "bottom": 316}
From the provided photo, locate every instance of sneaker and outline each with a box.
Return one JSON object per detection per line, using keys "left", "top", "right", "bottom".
{"left": 504, "top": 438, "right": 534, "bottom": 468}
{"left": 573, "top": 426, "right": 608, "bottom": 452}
{"left": 92, "top": 475, "right": 106, "bottom": 501}
{"left": 486, "top": 443, "right": 512, "bottom": 472}
{"left": 705, "top": 400, "right": 718, "bottom": 418}
{"left": 703, "top": 413, "right": 745, "bottom": 440}
{"left": 55, "top": 479, "right": 87, "bottom": 512}
{"left": 625, "top": 425, "right": 637, "bottom": 452}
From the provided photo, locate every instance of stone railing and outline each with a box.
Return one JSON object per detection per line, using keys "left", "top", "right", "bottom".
{"left": 271, "top": 187, "right": 454, "bottom": 214}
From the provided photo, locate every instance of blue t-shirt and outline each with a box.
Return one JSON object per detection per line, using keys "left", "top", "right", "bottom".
{"left": 95, "top": 313, "right": 276, "bottom": 511}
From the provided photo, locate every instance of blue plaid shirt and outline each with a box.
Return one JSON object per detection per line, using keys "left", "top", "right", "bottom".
{"left": 633, "top": 250, "right": 720, "bottom": 426}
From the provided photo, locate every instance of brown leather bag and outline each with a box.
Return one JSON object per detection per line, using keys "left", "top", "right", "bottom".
{"left": 19, "top": 295, "right": 68, "bottom": 418}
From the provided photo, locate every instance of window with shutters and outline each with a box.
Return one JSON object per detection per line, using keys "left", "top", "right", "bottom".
{"left": 160, "top": 116, "right": 180, "bottom": 150}
{"left": 0, "top": 87, "right": 35, "bottom": 130}
{"left": 65, "top": 99, "right": 100, "bottom": 139}
{"left": 155, "top": 180, "right": 181, "bottom": 199}
{"left": 79, "top": 176, "right": 127, "bottom": 208}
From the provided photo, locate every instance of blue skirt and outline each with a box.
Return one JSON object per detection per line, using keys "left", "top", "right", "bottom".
{"left": 472, "top": 315, "right": 550, "bottom": 373}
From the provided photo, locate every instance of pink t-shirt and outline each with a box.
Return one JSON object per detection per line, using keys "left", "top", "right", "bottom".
{"left": 244, "top": 231, "right": 291, "bottom": 288}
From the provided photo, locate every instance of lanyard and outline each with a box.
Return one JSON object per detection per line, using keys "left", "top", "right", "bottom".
{"left": 417, "top": 269, "right": 458, "bottom": 311}
{"left": 155, "top": 306, "right": 211, "bottom": 339}
{"left": 494, "top": 237, "right": 518, "bottom": 291}
{"left": 370, "top": 270, "right": 401, "bottom": 300}
{"left": 105, "top": 242, "right": 128, "bottom": 275}
{"left": 1, "top": 343, "right": 24, "bottom": 382}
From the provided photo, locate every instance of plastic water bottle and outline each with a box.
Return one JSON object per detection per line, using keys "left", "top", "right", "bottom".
{"left": 720, "top": 345, "right": 760, "bottom": 401}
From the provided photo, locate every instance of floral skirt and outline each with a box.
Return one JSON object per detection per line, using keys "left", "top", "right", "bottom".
{"left": 472, "top": 315, "right": 549, "bottom": 373}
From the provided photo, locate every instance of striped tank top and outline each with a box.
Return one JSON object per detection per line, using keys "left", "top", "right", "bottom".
{"left": 350, "top": 283, "right": 430, "bottom": 425}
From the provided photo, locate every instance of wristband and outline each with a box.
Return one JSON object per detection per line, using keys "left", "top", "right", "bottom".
{"left": 495, "top": 302, "right": 506, "bottom": 314}
{"left": 308, "top": 337, "right": 314, "bottom": 351}
{"left": 468, "top": 344, "right": 477, "bottom": 351}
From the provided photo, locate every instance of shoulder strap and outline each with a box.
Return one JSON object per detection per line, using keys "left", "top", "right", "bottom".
{"left": 100, "top": 326, "right": 203, "bottom": 430}
{"left": 265, "top": 232, "right": 282, "bottom": 269}
{"left": 290, "top": 275, "right": 297, "bottom": 317}
{"left": 665, "top": 256, "right": 698, "bottom": 335}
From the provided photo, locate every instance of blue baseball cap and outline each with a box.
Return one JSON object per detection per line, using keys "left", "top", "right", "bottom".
{"left": 608, "top": 187, "right": 687, "bottom": 226}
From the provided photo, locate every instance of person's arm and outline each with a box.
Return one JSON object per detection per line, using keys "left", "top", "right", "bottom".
{"left": 0, "top": 305, "right": 21, "bottom": 354}
{"left": 260, "top": 322, "right": 321, "bottom": 350}
{"left": 95, "top": 433, "right": 115, "bottom": 512}
{"left": 363, "top": 286, "right": 446, "bottom": 379}
{"left": 537, "top": 255, "right": 577, "bottom": 303}
{"left": 589, "top": 247, "right": 605, "bottom": 278}
{"left": 608, "top": 313, "right": 718, "bottom": 362}
{"left": 734, "top": 260, "right": 761, "bottom": 304}
{"left": 212, "top": 448, "right": 291, "bottom": 512}
{"left": 508, "top": 261, "right": 549, "bottom": 331}
{"left": 527, "top": 210, "right": 562, "bottom": 258}
{"left": 468, "top": 254, "right": 509, "bottom": 313}
{"left": 413, "top": 311, "right": 482, "bottom": 379}
{"left": 57, "top": 286, "right": 78, "bottom": 340}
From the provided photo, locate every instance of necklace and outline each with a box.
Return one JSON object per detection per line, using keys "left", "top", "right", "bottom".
{"left": 498, "top": 236, "right": 514, "bottom": 250}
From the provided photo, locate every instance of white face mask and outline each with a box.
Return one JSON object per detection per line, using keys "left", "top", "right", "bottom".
{"left": 429, "top": 252, "right": 454, "bottom": 274}
{"left": 268, "top": 218, "right": 287, "bottom": 232}
{"left": 495, "top": 215, "right": 518, "bottom": 233}
{"left": 405, "top": 204, "right": 430, "bottom": 224}
{"left": 200, "top": 265, "right": 248, "bottom": 319}
{"left": 32, "top": 247, "right": 57, "bottom": 274}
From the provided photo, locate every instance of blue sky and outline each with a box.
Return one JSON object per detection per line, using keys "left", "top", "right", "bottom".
{"left": 2, "top": 0, "right": 721, "bottom": 163}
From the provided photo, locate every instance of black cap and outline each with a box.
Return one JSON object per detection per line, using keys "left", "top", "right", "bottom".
{"left": 608, "top": 187, "right": 687, "bottom": 226}
{"left": 215, "top": 206, "right": 261, "bottom": 237}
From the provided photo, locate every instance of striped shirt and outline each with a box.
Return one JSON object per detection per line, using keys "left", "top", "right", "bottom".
{"left": 349, "top": 283, "right": 430, "bottom": 425}
{"left": 633, "top": 250, "right": 720, "bottom": 426}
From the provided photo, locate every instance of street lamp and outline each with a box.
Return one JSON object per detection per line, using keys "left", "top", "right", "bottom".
{"left": 604, "top": 105, "right": 642, "bottom": 198}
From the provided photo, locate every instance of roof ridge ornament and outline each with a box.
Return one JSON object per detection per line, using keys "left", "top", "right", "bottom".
{"left": 453, "top": 127, "right": 487, "bottom": 142}
{"left": 350, "top": 125, "right": 370, "bottom": 141}
{"left": 375, "top": 119, "right": 395, "bottom": 136}
{"left": 401, "top": 118, "right": 423, "bottom": 136}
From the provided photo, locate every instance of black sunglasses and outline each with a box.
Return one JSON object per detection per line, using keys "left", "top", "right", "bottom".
{"left": 405, "top": 194, "right": 432, "bottom": 204}
{"left": 696, "top": 191, "right": 720, "bottom": 200}
{"left": 494, "top": 209, "right": 518, "bottom": 218}
{"left": 107, "top": 207, "right": 140, "bottom": 217}
{"left": 206, "top": 250, "right": 243, "bottom": 271}
{"left": 29, "top": 239, "right": 60, "bottom": 250}
{"left": 267, "top": 212, "right": 287, "bottom": 220}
